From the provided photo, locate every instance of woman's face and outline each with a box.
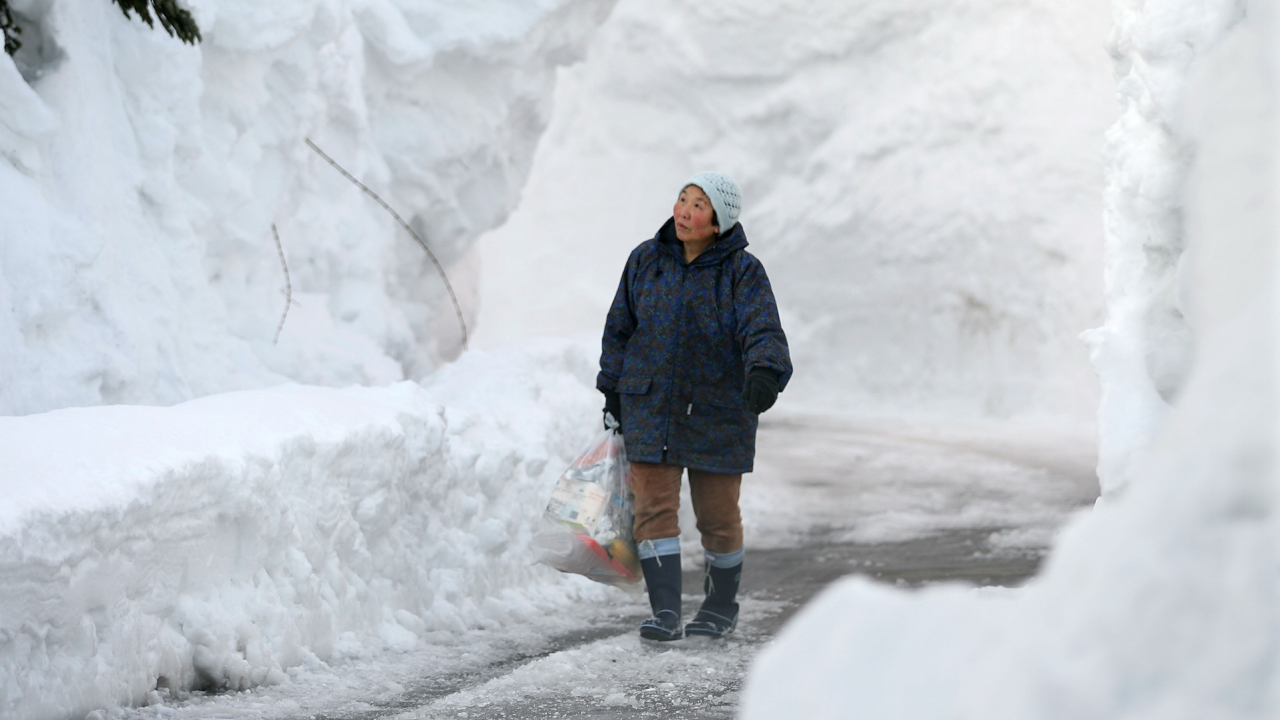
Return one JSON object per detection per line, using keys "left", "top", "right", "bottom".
{"left": 673, "top": 185, "right": 719, "bottom": 244}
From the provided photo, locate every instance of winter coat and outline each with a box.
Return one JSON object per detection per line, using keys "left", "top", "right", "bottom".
{"left": 597, "top": 218, "right": 792, "bottom": 474}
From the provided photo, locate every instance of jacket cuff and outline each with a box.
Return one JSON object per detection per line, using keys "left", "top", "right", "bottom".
{"left": 596, "top": 371, "right": 620, "bottom": 393}
{"left": 748, "top": 366, "right": 782, "bottom": 383}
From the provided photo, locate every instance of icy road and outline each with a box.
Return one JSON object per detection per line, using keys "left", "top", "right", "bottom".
{"left": 114, "top": 414, "right": 1098, "bottom": 720}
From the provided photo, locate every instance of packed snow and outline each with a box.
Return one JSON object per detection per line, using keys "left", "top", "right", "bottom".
{"left": 0, "top": 340, "right": 616, "bottom": 719}
{"left": 745, "top": 416, "right": 1098, "bottom": 552}
{"left": 742, "top": 1, "right": 1280, "bottom": 718}
{"left": 1084, "top": 0, "right": 1245, "bottom": 495}
{"left": 0, "top": 0, "right": 615, "bottom": 416}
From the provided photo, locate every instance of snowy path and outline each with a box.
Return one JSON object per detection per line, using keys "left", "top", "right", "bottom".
{"left": 115, "top": 415, "right": 1097, "bottom": 720}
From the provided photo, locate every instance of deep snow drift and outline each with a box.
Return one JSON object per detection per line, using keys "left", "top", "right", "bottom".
{"left": 742, "top": 1, "right": 1280, "bottom": 718}
{"left": 476, "top": 0, "right": 1115, "bottom": 421}
{"left": 0, "top": 0, "right": 614, "bottom": 417}
{"left": 0, "top": 340, "right": 617, "bottom": 719}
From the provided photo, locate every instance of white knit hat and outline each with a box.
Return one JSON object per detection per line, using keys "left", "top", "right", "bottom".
{"left": 684, "top": 172, "right": 742, "bottom": 234}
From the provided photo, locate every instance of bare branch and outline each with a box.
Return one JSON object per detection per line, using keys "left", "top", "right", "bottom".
{"left": 272, "top": 224, "right": 292, "bottom": 345}
{"left": 305, "top": 138, "right": 469, "bottom": 352}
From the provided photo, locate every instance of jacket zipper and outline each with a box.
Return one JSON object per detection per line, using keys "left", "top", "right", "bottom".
{"left": 663, "top": 260, "right": 690, "bottom": 457}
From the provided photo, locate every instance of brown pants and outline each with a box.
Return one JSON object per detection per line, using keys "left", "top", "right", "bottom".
{"left": 630, "top": 461, "right": 743, "bottom": 554}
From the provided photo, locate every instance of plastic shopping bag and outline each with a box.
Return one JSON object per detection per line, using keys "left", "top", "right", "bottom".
{"left": 532, "top": 428, "right": 640, "bottom": 587}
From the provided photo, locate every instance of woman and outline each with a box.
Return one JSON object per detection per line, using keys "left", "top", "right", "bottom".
{"left": 597, "top": 172, "right": 792, "bottom": 641}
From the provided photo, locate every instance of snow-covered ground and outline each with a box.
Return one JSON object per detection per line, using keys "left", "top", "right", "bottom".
{"left": 0, "top": 358, "right": 1093, "bottom": 719}
{"left": 746, "top": 416, "right": 1097, "bottom": 552}
{"left": 3, "top": 333, "right": 1097, "bottom": 720}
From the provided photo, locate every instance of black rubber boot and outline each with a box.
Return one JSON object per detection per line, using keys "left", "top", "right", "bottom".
{"left": 684, "top": 562, "right": 741, "bottom": 638}
{"left": 639, "top": 554, "right": 683, "bottom": 641}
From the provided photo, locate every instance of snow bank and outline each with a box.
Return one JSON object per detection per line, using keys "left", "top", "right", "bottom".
{"left": 0, "top": 0, "right": 615, "bottom": 417}
{"left": 741, "top": 2, "right": 1278, "bottom": 718}
{"left": 0, "top": 339, "right": 614, "bottom": 720}
{"left": 475, "top": 0, "right": 1114, "bottom": 421}
{"left": 1084, "top": 0, "right": 1245, "bottom": 494}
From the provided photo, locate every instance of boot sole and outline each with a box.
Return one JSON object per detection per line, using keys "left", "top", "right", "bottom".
{"left": 639, "top": 608, "right": 682, "bottom": 641}
{"left": 683, "top": 623, "right": 735, "bottom": 639}
{"left": 684, "top": 609, "right": 737, "bottom": 639}
{"left": 639, "top": 625, "right": 684, "bottom": 641}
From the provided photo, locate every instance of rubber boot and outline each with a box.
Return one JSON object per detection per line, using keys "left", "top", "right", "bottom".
{"left": 639, "top": 554, "right": 683, "bottom": 641}
{"left": 684, "top": 561, "right": 741, "bottom": 638}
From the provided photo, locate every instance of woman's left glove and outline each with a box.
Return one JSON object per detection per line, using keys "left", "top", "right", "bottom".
{"left": 603, "top": 389, "right": 622, "bottom": 430}
{"left": 743, "top": 368, "right": 781, "bottom": 414}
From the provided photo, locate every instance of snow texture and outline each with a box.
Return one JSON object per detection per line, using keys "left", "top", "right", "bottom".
{"left": 741, "top": 2, "right": 1280, "bottom": 718}
{"left": 7, "top": 0, "right": 1250, "bottom": 716}
{"left": 0, "top": 339, "right": 618, "bottom": 720}
{"left": 0, "top": 389, "right": 1094, "bottom": 720}
{"left": 0, "top": 0, "right": 615, "bottom": 417}
{"left": 475, "top": 0, "right": 1116, "bottom": 422}
{"left": 1084, "top": 0, "right": 1245, "bottom": 494}
{"left": 745, "top": 417, "right": 1097, "bottom": 552}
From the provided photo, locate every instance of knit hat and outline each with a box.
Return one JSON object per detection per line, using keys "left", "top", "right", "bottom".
{"left": 684, "top": 172, "right": 742, "bottom": 234}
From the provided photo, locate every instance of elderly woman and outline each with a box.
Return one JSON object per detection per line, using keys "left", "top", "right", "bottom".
{"left": 598, "top": 172, "right": 792, "bottom": 641}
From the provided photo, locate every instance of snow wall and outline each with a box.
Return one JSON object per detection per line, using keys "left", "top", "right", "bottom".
{"left": 0, "top": 0, "right": 615, "bottom": 417}
{"left": 1086, "top": 0, "right": 1242, "bottom": 494}
{"left": 475, "top": 0, "right": 1116, "bottom": 422}
{"left": 0, "top": 340, "right": 615, "bottom": 720}
{"left": 742, "top": 1, "right": 1280, "bottom": 718}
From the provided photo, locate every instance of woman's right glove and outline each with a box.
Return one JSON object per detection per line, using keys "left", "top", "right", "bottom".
{"left": 603, "top": 389, "right": 622, "bottom": 430}
{"left": 742, "top": 368, "right": 781, "bottom": 414}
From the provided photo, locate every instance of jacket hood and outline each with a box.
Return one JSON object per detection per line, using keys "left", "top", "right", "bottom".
{"left": 655, "top": 217, "right": 749, "bottom": 265}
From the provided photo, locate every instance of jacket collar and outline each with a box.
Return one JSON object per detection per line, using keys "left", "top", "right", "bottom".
{"left": 655, "top": 217, "right": 749, "bottom": 266}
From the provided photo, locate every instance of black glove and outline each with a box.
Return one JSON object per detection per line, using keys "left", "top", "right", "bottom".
{"left": 603, "top": 389, "right": 622, "bottom": 430}
{"left": 742, "top": 368, "right": 780, "bottom": 415}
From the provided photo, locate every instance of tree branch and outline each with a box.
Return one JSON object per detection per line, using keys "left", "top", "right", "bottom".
{"left": 305, "top": 138, "right": 469, "bottom": 352}
{"left": 110, "top": 0, "right": 201, "bottom": 45}
{"left": 272, "top": 224, "right": 292, "bottom": 345}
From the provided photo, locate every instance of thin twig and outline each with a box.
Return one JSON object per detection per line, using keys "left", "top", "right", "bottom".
{"left": 272, "top": 224, "right": 292, "bottom": 345}
{"left": 304, "top": 138, "right": 469, "bottom": 351}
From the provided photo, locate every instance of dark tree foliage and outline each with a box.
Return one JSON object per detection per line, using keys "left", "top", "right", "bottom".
{"left": 111, "top": 0, "right": 201, "bottom": 45}
{"left": 1, "top": 0, "right": 21, "bottom": 56}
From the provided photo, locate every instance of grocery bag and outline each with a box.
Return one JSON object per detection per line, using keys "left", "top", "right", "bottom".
{"left": 532, "top": 428, "right": 640, "bottom": 586}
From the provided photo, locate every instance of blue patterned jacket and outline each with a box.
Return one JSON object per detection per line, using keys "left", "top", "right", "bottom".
{"left": 597, "top": 219, "right": 792, "bottom": 473}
